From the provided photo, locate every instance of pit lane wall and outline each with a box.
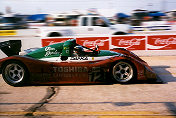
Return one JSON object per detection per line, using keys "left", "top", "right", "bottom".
{"left": 42, "top": 35, "right": 176, "bottom": 55}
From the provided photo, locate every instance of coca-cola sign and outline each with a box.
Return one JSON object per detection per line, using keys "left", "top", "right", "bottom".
{"left": 41, "top": 35, "right": 176, "bottom": 51}
{"left": 111, "top": 36, "right": 146, "bottom": 50}
{"left": 77, "top": 37, "right": 109, "bottom": 50}
{"left": 148, "top": 35, "right": 176, "bottom": 50}
{"left": 42, "top": 38, "right": 73, "bottom": 47}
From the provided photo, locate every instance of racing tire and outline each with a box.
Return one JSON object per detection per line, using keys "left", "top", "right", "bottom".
{"left": 2, "top": 61, "right": 29, "bottom": 86}
{"left": 48, "top": 32, "right": 61, "bottom": 37}
{"left": 112, "top": 61, "right": 136, "bottom": 83}
{"left": 113, "top": 32, "right": 126, "bottom": 35}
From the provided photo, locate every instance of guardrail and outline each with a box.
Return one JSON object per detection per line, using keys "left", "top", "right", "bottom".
{"left": 42, "top": 34, "right": 176, "bottom": 51}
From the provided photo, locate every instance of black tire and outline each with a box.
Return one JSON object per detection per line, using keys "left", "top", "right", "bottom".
{"left": 48, "top": 32, "right": 61, "bottom": 37}
{"left": 112, "top": 61, "right": 135, "bottom": 83}
{"left": 113, "top": 32, "right": 126, "bottom": 35}
{"left": 2, "top": 61, "right": 29, "bottom": 86}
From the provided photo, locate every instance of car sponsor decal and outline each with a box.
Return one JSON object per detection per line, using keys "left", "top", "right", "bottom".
{"left": 53, "top": 66, "right": 88, "bottom": 73}
{"left": 70, "top": 57, "right": 88, "bottom": 60}
{"left": 50, "top": 66, "right": 104, "bottom": 82}
{"left": 51, "top": 73, "right": 88, "bottom": 78}
{"left": 40, "top": 56, "right": 114, "bottom": 62}
{"left": 44, "top": 47, "right": 60, "bottom": 57}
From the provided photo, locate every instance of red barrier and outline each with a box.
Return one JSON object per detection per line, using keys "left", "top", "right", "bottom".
{"left": 41, "top": 35, "right": 176, "bottom": 51}
{"left": 111, "top": 36, "right": 146, "bottom": 50}
{"left": 147, "top": 35, "right": 176, "bottom": 50}
{"left": 42, "top": 37, "right": 110, "bottom": 50}
{"left": 76, "top": 37, "right": 109, "bottom": 50}
{"left": 42, "top": 38, "right": 73, "bottom": 47}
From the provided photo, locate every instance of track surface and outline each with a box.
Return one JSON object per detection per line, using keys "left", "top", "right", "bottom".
{"left": 0, "top": 29, "right": 176, "bottom": 117}
{"left": 0, "top": 56, "right": 176, "bottom": 118}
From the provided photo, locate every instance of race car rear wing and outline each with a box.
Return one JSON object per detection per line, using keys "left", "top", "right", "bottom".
{"left": 0, "top": 40, "right": 21, "bottom": 57}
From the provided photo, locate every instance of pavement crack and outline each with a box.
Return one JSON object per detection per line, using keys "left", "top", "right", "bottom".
{"left": 25, "top": 86, "right": 59, "bottom": 117}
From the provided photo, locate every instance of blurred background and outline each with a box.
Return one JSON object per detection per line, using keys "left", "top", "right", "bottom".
{"left": 0, "top": 0, "right": 176, "bottom": 30}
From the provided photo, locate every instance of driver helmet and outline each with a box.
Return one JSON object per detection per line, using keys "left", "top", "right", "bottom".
{"left": 74, "top": 46, "right": 84, "bottom": 56}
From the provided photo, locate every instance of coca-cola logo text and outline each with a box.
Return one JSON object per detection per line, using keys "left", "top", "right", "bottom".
{"left": 118, "top": 38, "right": 143, "bottom": 46}
{"left": 82, "top": 39, "right": 108, "bottom": 46}
{"left": 154, "top": 37, "right": 176, "bottom": 45}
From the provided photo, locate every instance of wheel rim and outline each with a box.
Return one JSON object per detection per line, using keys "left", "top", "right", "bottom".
{"left": 113, "top": 62, "right": 133, "bottom": 82}
{"left": 4, "top": 63, "right": 25, "bottom": 84}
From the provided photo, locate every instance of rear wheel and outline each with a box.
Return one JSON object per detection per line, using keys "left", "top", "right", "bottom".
{"left": 112, "top": 61, "right": 135, "bottom": 83}
{"left": 2, "top": 61, "right": 29, "bottom": 86}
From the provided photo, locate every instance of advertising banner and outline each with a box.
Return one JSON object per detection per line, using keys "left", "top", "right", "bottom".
{"left": 76, "top": 37, "right": 110, "bottom": 50}
{"left": 41, "top": 35, "right": 176, "bottom": 51}
{"left": 147, "top": 35, "right": 176, "bottom": 50}
{"left": 42, "top": 38, "right": 74, "bottom": 47}
{"left": 111, "top": 36, "right": 146, "bottom": 50}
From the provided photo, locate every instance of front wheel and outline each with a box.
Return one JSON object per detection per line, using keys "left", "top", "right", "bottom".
{"left": 2, "top": 61, "right": 29, "bottom": 86}
{"left": 112, "top": 61, "right": 135, "bottom": 83}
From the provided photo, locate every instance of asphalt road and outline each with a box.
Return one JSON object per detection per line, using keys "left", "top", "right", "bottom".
{"left": 0, "top": 29, "right": 176, "bottom": 117}
{"left": 0, "top": 56, "right": 176, "bottom": 118}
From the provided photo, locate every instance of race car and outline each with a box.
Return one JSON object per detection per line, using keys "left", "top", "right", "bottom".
{"left": 0, "top": 39, "right": 157, "bottom": 86}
